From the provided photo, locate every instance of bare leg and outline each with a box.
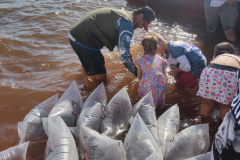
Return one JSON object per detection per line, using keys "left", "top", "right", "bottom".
{"left": 224, "top": 28, "right": 237, "bottom": 42}
{"left": 218, "top": 103, "right": 231, "bottom": 120}
{"left": 199, "top": 98, "right": 218, "bottom": 117}
{"left": 93, "top": 73, "right": 107, "bottom": 82}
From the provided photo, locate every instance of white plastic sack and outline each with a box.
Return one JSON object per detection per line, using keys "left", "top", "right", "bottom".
{"left": 124, "top": 114, "right": 158, "bottom": 160}
{"left": 145, "top": 149, "right": 163, "bottom": 160}
{"left": 164, "top": 124, "right": 210, "bottom": 160}
{"left": 131, "top": 92, "right": 158, "bottom": 143}
{"left": 79, "top": 125, "right": 126, "bottom": 160}
{"left": 18, "top": 94, "right": 58, "bottom": 143}
{"left": 77, "top": 82, "right": 107, "bottom": 131}
{"left": 0, "top": 141, "right": 29, "bottom": 160}
{"left": 48, "top": 81, "right": 83, "bottom": 127}
{"left": 214, "top": 111, "right": 236, "bottom": 154}
{"left": 233, "top": 129, "right": 240, "bottom": 153}
{"left": 185, "top": 152, "right": 211, "bottom": 160}
{"left": 157, "top": 104, "right": 180, "bottom": 154}
{"left": 43, "top": 116, "right": 78, "bottom": 160}
{"left": 101, "top": 87, "right": 132, "bottom": 137}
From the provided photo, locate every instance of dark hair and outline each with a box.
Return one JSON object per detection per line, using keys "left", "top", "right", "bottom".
{"left": 141, "top": 35, "right": 158, "bottom": 55}
{"left": 213, "top": 42, "right": 236, "bottom": 58}
{"left": 133, "top": 6, "right": 155, "bottom": 24}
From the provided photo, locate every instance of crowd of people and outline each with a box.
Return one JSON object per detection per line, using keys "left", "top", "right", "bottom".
{"left": 68, "top": 3, "right": 240, "bottom": 160}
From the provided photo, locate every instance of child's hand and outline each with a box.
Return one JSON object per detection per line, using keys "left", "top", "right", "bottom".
{"left": 168, "top": 69, "right": 176, "bottom": 77}
{"left": 168, "top": 68, "right": 182, "bottom": 77}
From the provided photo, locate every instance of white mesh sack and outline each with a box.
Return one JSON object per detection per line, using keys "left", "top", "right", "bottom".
{"left": 18, "top": 94, "right": 58, "bottom": 143}
{"left": 185, "top": 152, "right": 211, "bottom": 160}
{"left": 131, "top": 91, "right": 158, "bottom": 144}
{"left": 77, "top": 82, "right": 107, "bottom": 131}
{"left": 43, "top": 116, "right": 78, "bottom": 160}
{"left": 124, "top": 114, "right": 158, "bottom": 160}
{"left": 164, "top": 124, "right": 210, "bottom": 160}
{"left": 79, "top": 125, "right": 126, "bottom": 160}
{"left": 101, "top": 87, "right": 132, "bottom": 137}
{"left": 48, "top": 81, "right": 83, "bottom": 127}
{"left": 157, "top": 104, "right": 180, "bottom": 154}
{"left": 0, "top": 141, "right": 29, "bottom": 160}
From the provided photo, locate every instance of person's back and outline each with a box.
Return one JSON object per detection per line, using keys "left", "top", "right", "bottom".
{"left": 70, "top": 8, "right": 134, "bottom": 51}
{"left": 136, "top": 35, "right": 167, "bottom": 109}
{"left": 168, "top": 40, "right": 207, "bottom": 79}
{"left": 138, "top": 54, "right": 166, "bottom": 81}
{"left": 211, "top": 43, "right": 240, "bottom": 68}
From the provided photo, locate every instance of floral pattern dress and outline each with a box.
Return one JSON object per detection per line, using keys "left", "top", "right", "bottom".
{"left": 136, "top": 54, "right": 168, "bottom": 108}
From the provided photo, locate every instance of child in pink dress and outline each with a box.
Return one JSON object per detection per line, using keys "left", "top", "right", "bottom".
{"left": 136, "top": 35, "right": 168, "bottom": 109}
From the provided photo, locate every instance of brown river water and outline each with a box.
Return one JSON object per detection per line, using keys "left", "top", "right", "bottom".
{"left": 1, "top": 0, "right": 239, "bottom": 159}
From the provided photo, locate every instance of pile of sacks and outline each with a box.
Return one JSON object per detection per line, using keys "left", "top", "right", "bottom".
{"left": 0, "top": 81, "right": 211, "bottom": 160}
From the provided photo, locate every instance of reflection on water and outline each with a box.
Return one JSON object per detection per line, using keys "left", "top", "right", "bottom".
{"left": 0, "top": 0, "right": 228, "bottom": 159}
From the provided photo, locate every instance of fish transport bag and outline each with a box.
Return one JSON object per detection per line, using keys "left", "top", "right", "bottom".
{"left": 145, "top": 149, "right": 163, "bottom": 160}
{"left": 48, "top": 81, "right": 83, "bottom": 127}
{"left": 164, "top": 123, "right": 210, "bottom": 160}
{"left": 101, "top": 87, "right": 132, "bottom": 138}
{"left": 131, "top": 91, "right": 158, "bottom": 144}
{"left": 0, "top": 141, "right": 29, "bottom": 160}
{"left": 79, "top": 125, "right": 126, "bottom": 160}
{"left": 124, "top": 114, "right": 159, "bottom": 160}
{"left": 18, "top": 94, "right": 58, "bottom": 143}
{"left": 77, "top": 82, "right": 107, "bottom": 131}
{"left": 43, "top": 116, "right": 78, "bottom": 160}
{"left": 185, "top": 152, "right": 211, "bottom": 160}
{"left": 157, "top": 104, "right": 180, "bottom": 154}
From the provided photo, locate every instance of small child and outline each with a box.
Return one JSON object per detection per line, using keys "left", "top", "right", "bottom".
{"left": 196, "top": 42, "right": 240, "bottom": 122}
{"left": 136, "top": 35, "right": 168, "bottom": 109}
{"left": 149, "top": 33, "right": 207, "bottom": 89}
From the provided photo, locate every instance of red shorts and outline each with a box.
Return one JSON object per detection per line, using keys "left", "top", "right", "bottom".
{"left": 174, "top": 72, "right": 198, "bottom": 89}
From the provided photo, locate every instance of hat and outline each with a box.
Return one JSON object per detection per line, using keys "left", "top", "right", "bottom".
{"left": 142, "top": 6, "right": 156, "bottom": 31}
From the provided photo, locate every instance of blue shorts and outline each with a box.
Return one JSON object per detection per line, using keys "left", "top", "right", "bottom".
{"left": 69, "top": 38, "right": 106, "bottom": 76}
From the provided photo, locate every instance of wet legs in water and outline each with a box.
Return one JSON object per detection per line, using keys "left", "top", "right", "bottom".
{"left": 199, "top": 98, "right": 231, "bottom": 121}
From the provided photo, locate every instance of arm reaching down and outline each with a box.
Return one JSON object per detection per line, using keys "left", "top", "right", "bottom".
{"left": 168, "top": 67, "right": 182, "bottom": 77}
{"left": 137, "top": 65, "right": 142, "bottom": 80}
{"left": 117, "top": 18, "right": 137, "bottom": 76}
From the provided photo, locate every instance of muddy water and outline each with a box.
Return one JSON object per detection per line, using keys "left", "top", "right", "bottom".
{"left": 0, "top": 0, "right": 230, "bottom": 159}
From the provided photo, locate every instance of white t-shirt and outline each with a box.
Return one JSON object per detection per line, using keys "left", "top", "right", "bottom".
{"left": 166, "top": 52, "right": 191, "bottom": 72}
{"left": 210, "top": 0, "right": 227, "bottom": 7}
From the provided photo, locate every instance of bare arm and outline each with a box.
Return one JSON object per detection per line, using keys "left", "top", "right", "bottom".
{"left": 137, "top": 65, "right": 142, "bottom": 80}
{"left": 168, "top": 67, "right": 182, "bottom": 77}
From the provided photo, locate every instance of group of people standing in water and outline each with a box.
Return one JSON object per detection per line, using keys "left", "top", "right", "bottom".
{"left": 68, "top": 4, "right": 240, "bottom": 160}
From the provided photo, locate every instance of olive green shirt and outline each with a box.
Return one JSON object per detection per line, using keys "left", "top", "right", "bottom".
{"left": 70, "top": 8, "right": 134, "bottom": 51}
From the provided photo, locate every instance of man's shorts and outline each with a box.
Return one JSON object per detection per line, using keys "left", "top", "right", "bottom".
{"left": 174, "top": 72, "right": 198, "bottom": 89}
{"left": 204, "top": 3, "right": 238, "bottom": 31}
{"left": 69, "top": 38, "right": 106, "bottom": 76}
